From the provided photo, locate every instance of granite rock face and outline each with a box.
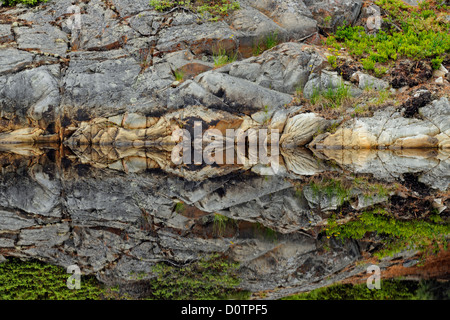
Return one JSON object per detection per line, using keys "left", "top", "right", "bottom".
{"left": 0, "top": 1, "right": 448, "bottom": 151}
{"left": 303, "top": 0, "right": 363, "bottom": 32}
{"left": 0, "top": 0, "right": 449, "bottom": 299}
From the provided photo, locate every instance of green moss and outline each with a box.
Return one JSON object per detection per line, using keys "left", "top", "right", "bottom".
{"left": 147, "top": 253, "right": 248, "bottom": 300}
{"left": 327, "top": 0, "right": 449, "bottom": 71}
{"left": 325, "top": 209, "right": 450, "bottom": 259}
{"left": 281, "top": 279, "right": 447, "bottom": 300}
{"left": 174, "top": 201, "right": 186, "bottom": 213}
{"left": 0, "top": 258, "right": 104, "bottom": 300}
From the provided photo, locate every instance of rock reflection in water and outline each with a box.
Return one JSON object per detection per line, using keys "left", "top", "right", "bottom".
{"left": 0, "top": 145, "right": 448, "bottom": 298}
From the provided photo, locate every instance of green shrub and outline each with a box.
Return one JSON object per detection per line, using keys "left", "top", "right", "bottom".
{"left": 213, "top": 48, "right": 237, "bottom": 67}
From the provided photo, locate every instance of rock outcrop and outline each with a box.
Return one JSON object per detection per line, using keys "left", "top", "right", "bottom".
{"left": 313, "top": 97, "right": 450, "bottom": 150}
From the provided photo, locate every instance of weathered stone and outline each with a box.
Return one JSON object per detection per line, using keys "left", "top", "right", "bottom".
{"left": 166, "top": 80, "right": 229, "bottom": 110}
{"left": 317, "top": 106, "right": 445, "bottom": 149}
{"left": 0, "top": 128, "right": 44, "bottom": 144}
{"left": 280, "top": 113, "right": 330, "bottom": 147}
{"left": 227, "top": 6, "right": 286, "bottom": 57}
{"left": 419, "top": 97, "right": 450, "bottom": 133}
{"left": 0, "top": 238, "right": 15, "bottom": 248}
{"left": 0, "top": 162, "right": 62, "bottom": 217}
{"left": 303, "top": 185, "right": 351, "bottom": 211}
{"left": 392, "top": 134, "right": 439, "bottom": 149}
{"left": 73, "top": 1, "right": 138, "bottom": 52}
{"left": 15, "top": 23, "right": 68, "bottom": 57}
{"left": 127, "top": 11, "right": 158, "bottom": 36}
{"left": 304, "top": 70, "right": 362, "bottom": 99}
{"left": 315, "top": 149, "right": 443, "bottom": 182}
{"left": 122, "top": 113, "right": 148, "bottom": 129}
{"left": 303, "top": 0, "right": 363, "bottom": 32}
{"left": 281, "top": 147, "right": 331, "bottom": 176}
{"left": 195, "top": 175, "right": 293, "bottom": 212}
{"left": 0, "top": 24, "right": 14, "bottom": 43}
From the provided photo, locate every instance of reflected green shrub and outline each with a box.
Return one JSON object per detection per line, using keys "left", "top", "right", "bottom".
{"left": 147, "top": 253, "right": 248, "bottom": 300}
{"left": 326, "top": 209, "right": 450, "bottom": 259}
{"left": 0, "top": 258, "right": 103, "bottom": 300}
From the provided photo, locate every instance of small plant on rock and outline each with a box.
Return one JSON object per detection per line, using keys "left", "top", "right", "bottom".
{"left": 213, "top": 48, "right": 237, "bottom": 67}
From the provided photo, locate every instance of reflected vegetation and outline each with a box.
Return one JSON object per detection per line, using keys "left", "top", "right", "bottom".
{"left": 0, "top": 144, "right": 448, "bottom": 299}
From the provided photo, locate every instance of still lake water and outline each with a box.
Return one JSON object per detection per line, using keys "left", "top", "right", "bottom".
{"left": 0, "top": 143, "right": 449, "bottom": 298}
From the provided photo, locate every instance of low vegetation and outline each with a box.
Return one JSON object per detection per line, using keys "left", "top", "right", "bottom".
{"left": 325, "top": 0, "right": 450, "bottom": 74}
{"left": 1, "top": 0, "right": 47, "bottom": 6}
{"left": 325, "top": 208, "right": 450, "bottom": 259}
{"left": 148, "top": 253, "right": 248, "bottom": 300}
{"left": 282, "top": 279, "right": 450, "bottom": 300}
{"left": 0, "top": 258, "right": 104, "bottom": 300}
{"left": 149, "top": 0, "right": 240, "bottom": 21}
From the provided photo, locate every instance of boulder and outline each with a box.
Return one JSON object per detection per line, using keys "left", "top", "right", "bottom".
{"left": 196, "top": 71, "right": 293, "bottom": 116}
{"left": 303, "top": 0, "right": 363, "bottom": 32}
{"left": 280, "top": 113, "right": 330, "bottom": 147}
